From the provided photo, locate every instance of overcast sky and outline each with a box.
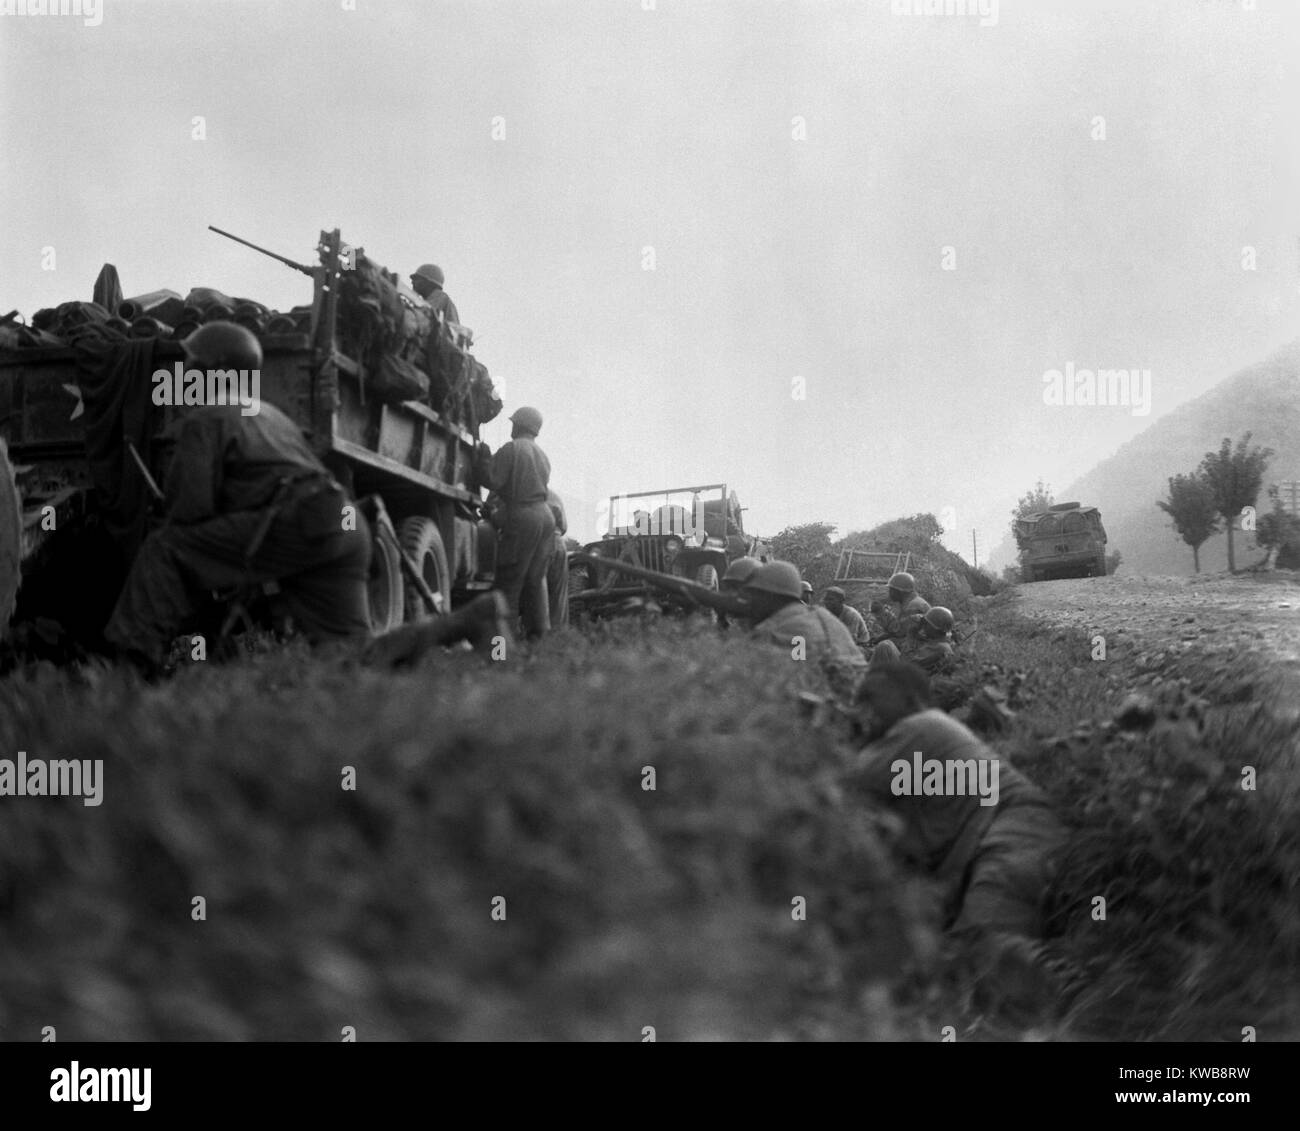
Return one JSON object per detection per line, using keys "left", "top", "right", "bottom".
{"left": 3, "top": 0, "right": 1298, "bottom": 559}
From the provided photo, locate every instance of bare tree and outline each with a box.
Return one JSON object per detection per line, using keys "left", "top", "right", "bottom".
{"left": 1156, "top": 472, "right": 1220, "bottom": 573}
{"left": 1199, "top": 433, "right": 1274, "bottom": 572}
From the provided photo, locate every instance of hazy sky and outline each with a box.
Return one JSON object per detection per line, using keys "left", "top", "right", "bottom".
{"left": 3, "top": 0, "right": 1298, "bottom": 561}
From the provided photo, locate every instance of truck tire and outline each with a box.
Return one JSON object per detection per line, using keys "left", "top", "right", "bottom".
{"left": 695, "top": 564, "right": 719, "bottom": 590}
{"left": 0, "top": 441, "right": 22, "bottom": 639}
{"left": 400, "top": 515, "right": 451, "bottom": 621}
{"left": 367, "top": 512, "right": 405, "bottom": 634}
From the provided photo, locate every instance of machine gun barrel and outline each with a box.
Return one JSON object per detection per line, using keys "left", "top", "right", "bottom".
{"left": 208, "top": 225, "right": 315, "bottom": 277}
{"left": 570, "top": 552, "right": 747, "bottom": 616}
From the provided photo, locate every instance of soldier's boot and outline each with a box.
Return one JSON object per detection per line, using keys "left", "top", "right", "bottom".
{"left": 362, "top": 592, "right": 511, "bottom": 668}
{"left": 446, "top": 591, "right": 513, "bottom": 658}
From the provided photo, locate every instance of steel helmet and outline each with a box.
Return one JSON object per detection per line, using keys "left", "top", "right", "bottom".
{"left": 800, "top": 581, "right": 813, "bottom": 597}
{"left": 824, "top": 586, "right": 845, "bottom": 599}
{"left": 887, "top": 571, "right": 916, "bottom": 595}
{"left": 924, "top": 606, "right": 955, "bottom": 633}
{"left": 183, "top": 321, "right": 262, "bottom": 371}
{"left": 509, "top": 406, "right": 543, "bottom": 435}
{"left": 722, "top": 556, "right": 761, "bottom": 585}
{"left": 412, "top": 263, "right": 445, "bottom": 287}
{"left": 743, "top": 561, "right": 804, "bottom": 600}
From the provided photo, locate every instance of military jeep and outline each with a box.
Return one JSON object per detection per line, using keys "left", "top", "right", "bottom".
{"left": 568, "top": 483, "right": 768, "bottom": 617}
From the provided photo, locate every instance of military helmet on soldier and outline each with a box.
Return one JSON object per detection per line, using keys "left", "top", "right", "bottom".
{"left": 412, "top": 263, "right": 445, "bottom": 288}
{"left": 887, "top": 571, "right": 917, "bottom": 595}
{"left": 722, "top": 556, "right": 761, "bottom": 586}
{"left": 183, "top": 321, "right": 262, "bottom": 371}
{"left": 743, "top": 561, "right": 804, "bottom": 600}
{"left": 924, "top": 606, "right": 955, "bottom": 634}
{"left": 508, "top": 406, "right": 543, "bottom": 435}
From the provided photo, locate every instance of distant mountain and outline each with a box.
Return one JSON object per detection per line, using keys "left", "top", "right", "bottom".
{"left": 989, "top": 340, "right": 1300, "bottom": 576}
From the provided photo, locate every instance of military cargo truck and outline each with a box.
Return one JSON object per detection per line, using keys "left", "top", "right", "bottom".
{"left": 1015, "top": 501, "right": 1109, "bottom": 581}
{"left": 0, "top": 229, "right": 506, "bottom": 648}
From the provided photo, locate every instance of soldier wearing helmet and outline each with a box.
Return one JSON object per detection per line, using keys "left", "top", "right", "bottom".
{"left": 481, "top": 405, "right": 555, "bottom": 639}
{"left": 103, "top": 321, "right": 373, "bottom": 668}
{"left": 869, "top": 570, "right": 931, "bottom": 645}
{"left": 905, "top": 606, "right": 957, "bottom": 674}
{"left": 713, "top": 556, "right": 761, "bottom": 630}
{"left": 410, "top": 263, "right": 461, "bottom": 327}
{"left": 721, "top": 556, "right": 760, "bottom": 592}
{"left": 799, "top": 580, "right": 814, "bottom": 605}
{"left": 105, "top": 321, "right": 513, "bottom": 673}
{"left": 822, "top": 585, "right": 870, "bottom": 647}
{"left": 848, "top": 661, "right": 1067, "bottom": 1019}
{"left": 742, "top": 561, "right": 866, "bottom": 695}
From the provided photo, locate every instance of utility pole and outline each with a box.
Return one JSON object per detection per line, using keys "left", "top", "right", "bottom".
{"left": 972, "top": 529, "right": 978, "bottom": 570}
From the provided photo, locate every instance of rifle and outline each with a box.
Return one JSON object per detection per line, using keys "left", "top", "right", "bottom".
{"left": 208, "top": 225, "right": 315, "bottom": 277}
{"left": 570, "top": 552, "right": 748, "bottom": 617}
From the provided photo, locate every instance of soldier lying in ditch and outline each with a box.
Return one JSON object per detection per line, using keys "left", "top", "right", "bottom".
{"left": 848, "top": 662, "right": 1068, "bottom": 1018}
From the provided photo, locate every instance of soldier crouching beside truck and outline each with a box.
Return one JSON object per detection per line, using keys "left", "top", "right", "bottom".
{"left": 102, "top": 323, "right": 508, "bottom": 674}
{"left": 848, "top": 661, "right": 1068, "bottom": 1019}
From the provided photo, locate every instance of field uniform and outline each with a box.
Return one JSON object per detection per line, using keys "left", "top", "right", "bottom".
{"left": 835, "top": 603, "right": 871, "bottom": 646}
{"left": 849, "top": 708, "right": 1066, "bottom": 938}
{"left": 545, "top": 490, "right": 569, "bottom": 629}
{"left": 105, "top": 404, "right": 370, "bottom": 663}
{"left": 486, "top": 434, "right": 555, "bottom": 637}
{"left": 425, "top": 288, "right": 460, "bottom": 328}
{"left": 753, "top": 601, "right": 868, "bottom": 696}
{"left": 874, "top": 593, "right": 931, "bottom": 642}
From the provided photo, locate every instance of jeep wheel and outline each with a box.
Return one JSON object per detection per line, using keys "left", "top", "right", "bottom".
{"left": 695, "top": 564, "right": 719, "bottom": 590}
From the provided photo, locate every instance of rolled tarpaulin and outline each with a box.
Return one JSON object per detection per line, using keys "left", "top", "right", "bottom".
{"left": 118, "top": 290, "right": 184, "bottom": 326}
{"left": 129, "top": 317, "right": 171, "bottom": 339}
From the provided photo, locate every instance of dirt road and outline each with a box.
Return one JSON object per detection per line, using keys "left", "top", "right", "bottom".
{"left": 1010, "top": 571, "right": 1300, "bottom": 730}
{"left": 1013, "top": 571, "right": 1300, "bottom": 664}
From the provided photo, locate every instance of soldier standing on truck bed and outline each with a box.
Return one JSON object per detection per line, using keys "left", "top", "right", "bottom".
{"left": 410, "top": 264, "right": 460, "bottom": 327}
{"left": 104, "top": 322, "right": 508, "bottom": 673}
{"left": 481, "top": 406, "right": 555, "bottom": 641}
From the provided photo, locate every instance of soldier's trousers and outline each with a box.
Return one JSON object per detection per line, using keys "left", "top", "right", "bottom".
{"left": 950, "top": 802, "right": 1067, "bottom": 939}
{"left": 105, "top": 501, "right": 372, "bottom": 663}
{"left": 546, "top": 533, "right": 568, "bottom": 629}
{"left": 493, "top": 501, "right": 556, "bottom": 638}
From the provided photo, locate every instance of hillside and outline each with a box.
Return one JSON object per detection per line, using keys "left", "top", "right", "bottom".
{"left": 991, "top": 341, "right": 1300, "bottom": 576}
